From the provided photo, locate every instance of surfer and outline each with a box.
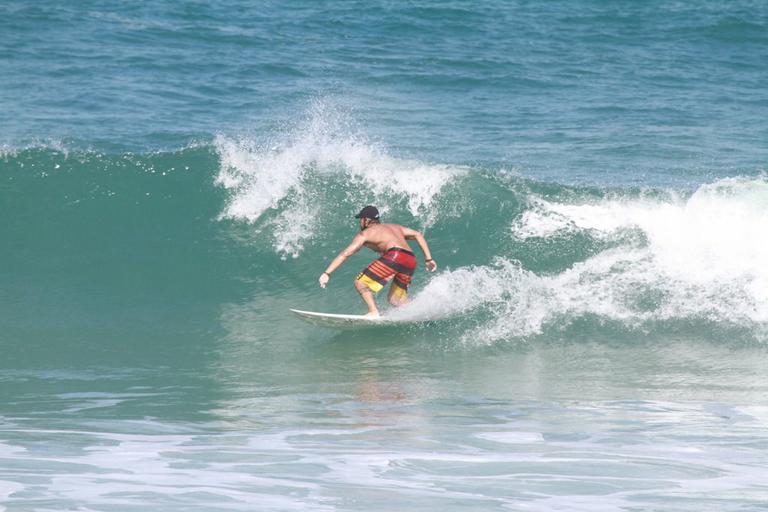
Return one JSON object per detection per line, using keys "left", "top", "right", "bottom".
{"left": 319, "top": 205, "right": 437, "bottom": 317}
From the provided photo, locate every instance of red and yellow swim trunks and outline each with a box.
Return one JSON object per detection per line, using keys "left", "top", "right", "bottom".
{"left": 356, "top": 247, "right": 417, "bottom": 299}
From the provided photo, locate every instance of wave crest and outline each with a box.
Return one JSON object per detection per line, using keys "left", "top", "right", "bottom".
{"left": 214, "top": 101, "right": 465, "bottom": 257}
{"left": 400, "top": 176, "right": 768, "bottom": 343}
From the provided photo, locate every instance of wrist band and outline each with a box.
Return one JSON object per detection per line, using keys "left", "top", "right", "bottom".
{"left": 425, "top": 259, "right": 433, "bottom": 262}
{"left": 322, "top": 271, "right": 330, "bottom": 276}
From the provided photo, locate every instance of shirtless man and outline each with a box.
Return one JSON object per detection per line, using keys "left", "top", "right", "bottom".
{"left": 318, "top": 205, "right": 437, "bottom": 316}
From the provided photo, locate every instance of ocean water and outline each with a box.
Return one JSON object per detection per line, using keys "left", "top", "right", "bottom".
{"left": 2, "top": 1, "right": 768, "bottom": 510}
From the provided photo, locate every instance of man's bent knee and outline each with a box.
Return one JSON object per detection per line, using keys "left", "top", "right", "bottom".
{"left": 388, "top": 287, "right": 408, "bottom": 306}
{"left": 355, "top": 279, "right": 373, "bottom": 295}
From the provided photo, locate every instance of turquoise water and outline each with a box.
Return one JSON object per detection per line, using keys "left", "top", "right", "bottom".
{"left": 2, "top": 1, "right": 768, "bottom": 510}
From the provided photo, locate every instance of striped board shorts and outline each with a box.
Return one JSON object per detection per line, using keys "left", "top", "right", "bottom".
{"left": 356, "top": 247, "right": 417, "bottom": 299}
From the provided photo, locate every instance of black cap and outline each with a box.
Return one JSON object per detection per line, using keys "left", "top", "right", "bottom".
{"left": 354, "top": 205, "right": 379, "bottom": 220}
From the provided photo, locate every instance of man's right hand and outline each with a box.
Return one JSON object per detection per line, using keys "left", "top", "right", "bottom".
{"left": 425, "top": 259, "right": 437, "bottom": 272}
{"left": 319, "top": 272, "right": 330, "bottom": 288}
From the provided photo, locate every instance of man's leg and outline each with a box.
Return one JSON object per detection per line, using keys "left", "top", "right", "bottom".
{"left": 387, "top": 282, "right": 409, "bottom": 307}
{"left": 355, "top": 279, "right": 380, "bottom": 316}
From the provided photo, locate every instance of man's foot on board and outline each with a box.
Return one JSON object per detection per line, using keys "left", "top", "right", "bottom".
{"left": 364, "top": 311, "right": 380, "bottom": 318}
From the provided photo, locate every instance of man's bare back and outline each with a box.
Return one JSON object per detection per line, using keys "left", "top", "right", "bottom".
{"left": 318, "top": 206, "right": 437, "bottom": 316}
{"left": 361, "top": 223, "right": 412, "bottom": 254}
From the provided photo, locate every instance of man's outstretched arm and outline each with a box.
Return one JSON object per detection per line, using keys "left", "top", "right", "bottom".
{"left": 319, "top": 233, "right": 366, "bottom": 288}
{"left": 402, "top": 227, "right": 437, "bottom": 272}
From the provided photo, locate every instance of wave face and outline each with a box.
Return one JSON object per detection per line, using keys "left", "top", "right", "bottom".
{"left": 3, "top": 123, "right": 768, "bottom": 347}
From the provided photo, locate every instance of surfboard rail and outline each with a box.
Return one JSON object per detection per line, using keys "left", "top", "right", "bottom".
{"left": 289, "top": 308, "right": 395, "bottom": 329}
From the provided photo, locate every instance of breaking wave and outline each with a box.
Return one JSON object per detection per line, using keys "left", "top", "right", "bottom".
{"left": 3, "top": 105, "right": 767, "bottom": 344}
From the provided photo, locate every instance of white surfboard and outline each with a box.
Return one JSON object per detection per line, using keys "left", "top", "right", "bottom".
{"left": 289, "top": 308, "right": 403, "bottom": 329}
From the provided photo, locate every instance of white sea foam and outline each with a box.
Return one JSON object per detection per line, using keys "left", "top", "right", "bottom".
{"left": 514, "top": 177, "right": 768, "bottom": 287}
{"left": 214, "top": 100, "right": 465, "bottom": 257}
{"left": 3, "top": 395, "right": 768, "bottom": 511}
{"left": 0, "top": 139, "right": 71, "bottom": 158}
{"left": 408, "top": 176, "right": 768, "bottom": 342}
{"left": 0, "top": 480, "right": 24, "bottom": 510}
{"left": 388, "top": 263, "right": 511, "bottom": 322}
{"left": 476, "top": 431, "right": 544, "bottom": 444}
